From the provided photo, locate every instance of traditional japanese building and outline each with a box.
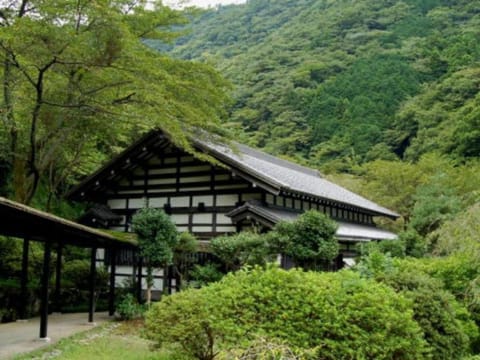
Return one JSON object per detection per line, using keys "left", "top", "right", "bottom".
{"left": 68, "top": 130, "right": 399, "bottom": 285}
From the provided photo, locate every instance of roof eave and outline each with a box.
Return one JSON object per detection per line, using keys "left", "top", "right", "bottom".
{"left": 226, "top": 204, "right": 280, "bottom": 227}
{"left": 66, "top": 131, "right": 165, "bottom": 201}
{"left": 279, "top": 188, "right": 400, "bottom": 219}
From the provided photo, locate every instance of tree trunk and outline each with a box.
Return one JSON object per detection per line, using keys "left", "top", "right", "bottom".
{"left": 162, "top": 265, "right": 169, "bottom": 295}
{"left": 146, "top": 265, "right": 153, "bottom": 305}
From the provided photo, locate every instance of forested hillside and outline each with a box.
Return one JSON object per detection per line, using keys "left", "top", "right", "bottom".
{"left": 156, "top": 0, "right": 479, "bottom": 169}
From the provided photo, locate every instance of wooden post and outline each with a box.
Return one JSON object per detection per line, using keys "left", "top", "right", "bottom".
{"left": 18, "top": 238, "right": 29, "bottom": 320}
{"left": 108, "top": 248, "right": 116, "bottom": 316}
{"left": 137, "top": 256, "right": 143, "bottom": 303}
{"left": 39, "top": 241, "right": 52, "bottom": 340}
{"left": 54, "top": 244, "right": 63, "bottom": 312}
{"left": 88, "top": 247, "right": 97, "bottom": 324}
{"left": 167, "top": 265, "right": 173, "bottom": 295}
{"left": 131, "top": 250, "right": 137, "bottom": 292}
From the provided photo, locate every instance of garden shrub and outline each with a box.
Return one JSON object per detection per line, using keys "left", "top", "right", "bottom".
{"left": 146, "top": 266, "right": 428, "bottom": 360}
{"left": 398, "top": 229, "right": 427, "bottom": 257}
{"left": 210, "top": 232, "right": 271, "bottom": 272}
{"left": 394, "top": 256, "right": 480, "bottom": 304}
{"left": 357, "top": 254, "right": 480, "bottom": 355}
{"left": 267, "top": 210, "right": 339, "bottom": 270}
{"left": 188, "top": 263, "right": 224, "bottom": 288}
{"left": 220, "top": 337, "right": 315, "bottom": 360}
{"left": 383, "top": 269, "right": 477, "bottom": 359}
{"left": 356, "top": 239, "right": 406, "bottom": 258}
{"left": 173, "top": 232, "right": 200, "bottom": 288}
{"left": 132, "top": 207, "right": 178, "bottom": 301}
{"left": 355, "top": 247, "right": 395, "bottom": 279}
{"left": 116, "top": 294, "right": 144, "bottom": 320}
{"left": 146, "top": 289, "right": 220, "bottom": 360}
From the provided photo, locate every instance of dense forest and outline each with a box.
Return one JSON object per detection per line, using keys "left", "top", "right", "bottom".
{"left": 155, "top": 0, "right": 479, "bottom": 167}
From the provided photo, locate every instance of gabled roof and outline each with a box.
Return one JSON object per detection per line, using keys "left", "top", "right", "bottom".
{"left": 226, "top": 200, "right": 398, "bottom": 242}
{"left": 68, "top": 130, "right": 399, "bottom": 219}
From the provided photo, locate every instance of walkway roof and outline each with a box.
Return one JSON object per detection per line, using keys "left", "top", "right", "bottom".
{"left": 0, "top": 197, "right": 136, "bottom": 248}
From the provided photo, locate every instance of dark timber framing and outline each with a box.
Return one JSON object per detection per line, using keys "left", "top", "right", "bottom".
{"left": 19, "top": 237, "right": 29, "bottom": 320}
{"left": 0, "top": 197, "right": 137, "bottom": 340}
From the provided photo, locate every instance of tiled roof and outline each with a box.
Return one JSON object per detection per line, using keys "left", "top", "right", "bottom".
{"left": 196, "top": 140, "right": 399, "bottom": 218}
{"left": 226, "top": 201, "right": 397, "bottom": 242}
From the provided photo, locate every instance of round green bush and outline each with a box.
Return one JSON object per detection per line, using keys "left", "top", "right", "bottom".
{"left": 146, "top": 266, "right": 429, "bottom": 360}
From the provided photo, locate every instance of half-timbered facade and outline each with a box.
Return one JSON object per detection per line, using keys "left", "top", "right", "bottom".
{"left": 69, "top": 130, "right": 399, "bottom": 288}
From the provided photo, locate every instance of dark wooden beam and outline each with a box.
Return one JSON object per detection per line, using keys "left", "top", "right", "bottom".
{"left": 129, "top": 169, "right": 231, "bottom": 182}
{"left": 115, "top": 179, "right": 249, "bottom": 192}
{"left": 18, "top": 237, "right": 29, "bottom": 320}
{"left": 167, "top": 265, "right": 173, "bottom": 295}
{"left": 88, "top": 247, "right": 97, "bottom": 323}
{"left": 136, "top": 255, "right": 143, "bottom": 303}
{"left": 108, "top": 248, "right": 116, "bottom": 316}
{"left": 107, "top": 188, "right": 262, "bottom": 200}
{"left": 54, "top": 244, "right": 63, "bottom": 313}
{"left": 39, "top": 242, "right": 52, "bottom": 339}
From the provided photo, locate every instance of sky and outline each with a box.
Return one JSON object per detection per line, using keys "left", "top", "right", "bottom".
{"left": 164, "top": 0, "right": 247, "bottom": 9}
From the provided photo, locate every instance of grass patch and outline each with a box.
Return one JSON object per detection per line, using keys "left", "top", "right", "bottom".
{"left": 14, "top": 320, "right": 181, "bottom": 360}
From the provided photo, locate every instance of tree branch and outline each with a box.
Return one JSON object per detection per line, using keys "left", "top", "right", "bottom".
{"left": 112, "top": 92, "right": 136, "bottom": 104}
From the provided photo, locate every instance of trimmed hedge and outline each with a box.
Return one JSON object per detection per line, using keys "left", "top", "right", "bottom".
{"left": 146, "top": 267, "right": 429, "bottom": 360}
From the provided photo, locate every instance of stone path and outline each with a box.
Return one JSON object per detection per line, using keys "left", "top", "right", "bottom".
{"left": 0, "top": 312, "right": 112, "bottom": 359}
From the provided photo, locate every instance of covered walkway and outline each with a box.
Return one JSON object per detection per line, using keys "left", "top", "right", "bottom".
{"left": 0, "top": 312, "right": 111, "bottom": 359}
{"left": 0, "top": 197, "right": 137, "bottom": 341}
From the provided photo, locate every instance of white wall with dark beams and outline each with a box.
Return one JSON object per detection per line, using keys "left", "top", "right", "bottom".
{"left": 104, "top": 143, "right": 268, "bottom": 241}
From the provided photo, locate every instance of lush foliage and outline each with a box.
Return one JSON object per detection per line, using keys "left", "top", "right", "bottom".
{"left": 267, "top": 210, "right": 338, "bottom": 269}
{"left": 132, "top": 208, "right": 178, "bottom": 267}
{"left": 430, "top": 203, "right": 480, "bottom": 257}
{"left": 207, "top": 211, "right": 338, "bottom": 273}
{"left": 210, "top": 231, "right": 271, "bottom": 272}
{"left": 0, "top": 0, "right": 230, "bottom": 206}
{"left": 386, "top": 272, "right": 478, "bottom": 359}
{"left": 155, "top": 0, "right": 480, "bottom": 256}
{"left": 356, "top": 249, "right": 480, "bottom": 356}
{"left": 382, "top": 268, "right": 476, "bottom": 359}
{"left": 116, "top": 294, "right": 145, "bottom": 321}
{"left": 146, "top": 266, "right": 429, "bottom": 360}
{"left": 188, "top": 263, "right": 224, "bottom": 288}
{"left": 332, "top": 154, "right": 480, "bottom": 252}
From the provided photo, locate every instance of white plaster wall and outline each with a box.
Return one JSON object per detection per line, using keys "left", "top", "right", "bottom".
{"left": 108, "top": 199, "right": 127, "bottom": 209}
{"left": 192, "top": 195, "right": 214, "bottom": 206}
{"left": 216, "top": 194, "right": 238, "bottom": 206}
